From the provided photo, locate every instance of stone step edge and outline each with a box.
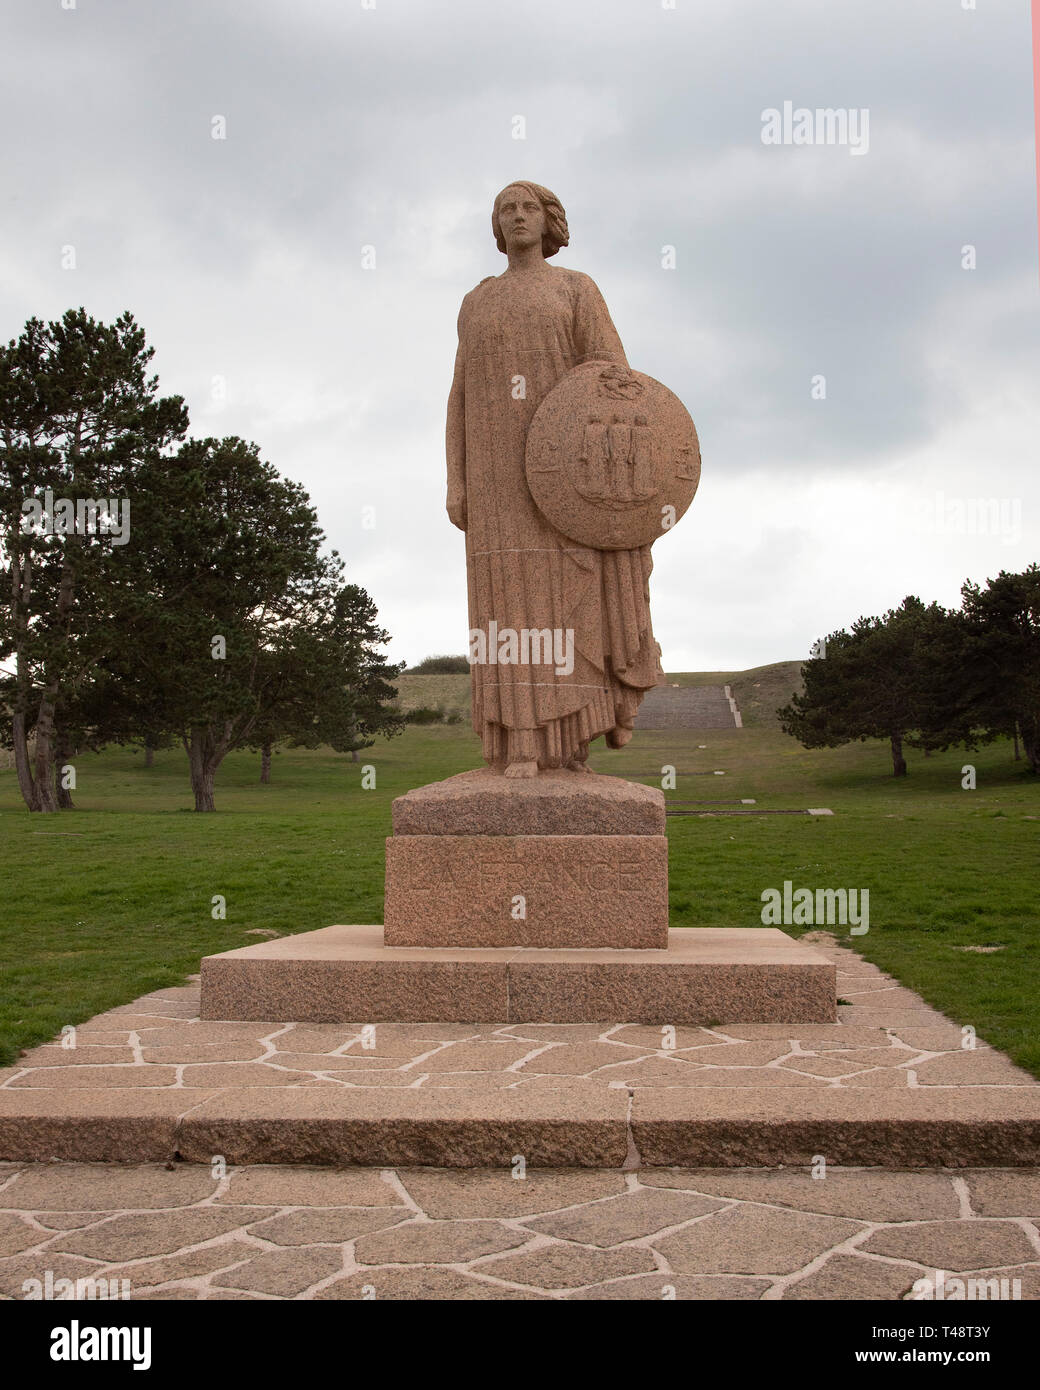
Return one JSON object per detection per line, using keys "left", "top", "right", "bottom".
{"left": 199, "top": 926, "right": 837, "bottom": 1025}
{"left": 2, "top": 1092, "right": 1038, "bottom": 1168}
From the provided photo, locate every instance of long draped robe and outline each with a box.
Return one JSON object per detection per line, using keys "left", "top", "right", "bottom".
{"left": 447, "top": 265, "right": 664, "bottom": 768}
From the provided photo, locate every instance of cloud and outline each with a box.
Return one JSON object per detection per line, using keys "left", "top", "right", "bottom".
{"left": 2, "top": 0, "right": 1036, "bottom": 672}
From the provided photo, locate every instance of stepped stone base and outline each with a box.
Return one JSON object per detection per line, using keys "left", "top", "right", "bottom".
{"left": 6, "top": 939, "right": 1040, "bottom": 1169}
{"left": 5, "top": 1086, "right": 1039, "bottom": 1169}
{"left": 199, "top": 925, "right": 836, "bottom": 1024}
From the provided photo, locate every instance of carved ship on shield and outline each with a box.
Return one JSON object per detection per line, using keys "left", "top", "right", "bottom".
{"left": 525, "top": 362, "right": 701, "bottom": 551}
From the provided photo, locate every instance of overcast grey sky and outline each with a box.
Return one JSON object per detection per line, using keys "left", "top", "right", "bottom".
{"left": 3, "top": 0, "right": 1037, "bottom": 670}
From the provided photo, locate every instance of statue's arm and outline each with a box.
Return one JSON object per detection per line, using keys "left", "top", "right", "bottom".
{"left": 574, "top": 273, "right": 629, "bottom": 368}
{"left": 445, "top": 337, "right": 467, "bottom": 532}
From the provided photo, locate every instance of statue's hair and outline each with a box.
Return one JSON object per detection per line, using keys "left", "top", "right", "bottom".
{"left": 492, "top": 181, "right": 569, "bottom": 258}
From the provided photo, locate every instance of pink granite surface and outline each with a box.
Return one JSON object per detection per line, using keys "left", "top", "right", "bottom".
{"left": 384, "top": 835, "right": 669, "bottom": 948}
{"left": 2, "top": 937, "right": 1037, "bottom": 1170}
{"left": 199, "top": 926, "right": 834, "bottom": 1022}
{"left": 391, "top": 768, "right": 665, "bottom": 836}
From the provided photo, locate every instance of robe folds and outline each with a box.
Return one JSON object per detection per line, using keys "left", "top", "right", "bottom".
{"left": 450, "top": 265, "right": 664, "bottom": 768}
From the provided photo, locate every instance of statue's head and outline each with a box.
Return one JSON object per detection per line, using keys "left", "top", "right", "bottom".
{"left": 492, "top": 181, "right": 569, "bottom": 258}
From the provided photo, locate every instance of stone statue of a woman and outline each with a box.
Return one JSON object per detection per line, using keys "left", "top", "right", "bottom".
{"left": 446, "top": 181, "right": 665, "bottom": 778}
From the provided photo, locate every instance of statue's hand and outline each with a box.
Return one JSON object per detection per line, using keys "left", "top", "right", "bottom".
{"left": 447, "top": 487, "right": 467, "bottom": 531}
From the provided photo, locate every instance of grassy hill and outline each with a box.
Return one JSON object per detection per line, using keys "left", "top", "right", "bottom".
{"left": 395, "top": 661, "right": 806, "bottom": 726}
{"left": 729, "top": 661, "right": 804, "bottom": 725}
{"left": 393, "top": 673, "right": 471, "bottom": 717}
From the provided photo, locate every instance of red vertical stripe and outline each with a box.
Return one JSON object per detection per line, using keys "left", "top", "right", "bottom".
{"left": 1033, "top": 1, "right": 1040, "bottom": 280}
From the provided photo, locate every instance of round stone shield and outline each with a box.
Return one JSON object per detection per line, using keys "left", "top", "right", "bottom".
{"left": 525, "top": 361, "right": 701, "bottom": 551}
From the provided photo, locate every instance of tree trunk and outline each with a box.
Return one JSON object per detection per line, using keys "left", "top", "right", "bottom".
{"left": 10, "top": 551, "right": 44, "bottom": 811}
{"left": 1013, "top": 724, "right": 1021, "bottom": 761}
{"left": 11, "top": 711, "right": 40, "bottom": 811}
{"left": 350, "top": 748, "right": 360, "bottom": 763}
{"left": 187, "top": 730, "right": 221, "bottom": 811}
{"left": 10, "top": 553, "right": 52, "bottom": 811}
{"left": 890, "top": 732, "right": 907, "bottom": 777}
{"left": 29, "top": 549, "right": 78, "bottom": 814}
{"left": 1021, "top": 721, "right": 1039, "bottom": 775}
{"left": 144, "top": 744, "right": 155, "bottom": 768}
{"left": 260, "top": 742, "right": 272, "bottom": 784}
{"left": 32, "top": 695, "right": 60, "bottom": 812}
{"left": 55, "top": 730, "right": 76, "bottom": 810}
{"left": 190, "top": 761, "right": 217, "bottom": 812}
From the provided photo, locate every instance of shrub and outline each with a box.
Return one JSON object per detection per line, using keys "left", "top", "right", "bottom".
{"left": 407, "top": 654, "right": 470, "bottom": 674}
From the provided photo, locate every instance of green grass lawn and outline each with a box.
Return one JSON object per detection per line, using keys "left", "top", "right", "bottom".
{"left": 1, "top": 707, "right": 1037, "bottom": 1074}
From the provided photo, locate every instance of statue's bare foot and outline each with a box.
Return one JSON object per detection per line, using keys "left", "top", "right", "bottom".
{"left": 504, "top": 759, "right": 539, "bottom": 779}
{"left": 566, "top": 757, "right": 593, "bottom": 773}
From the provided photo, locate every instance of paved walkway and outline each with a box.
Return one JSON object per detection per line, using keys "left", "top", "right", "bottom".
{"left": 1, "top": 933, "right": 1037, "bottom": 1298}
{"left": 2, "top": 1161, "right": 1037, "bottom": 1300}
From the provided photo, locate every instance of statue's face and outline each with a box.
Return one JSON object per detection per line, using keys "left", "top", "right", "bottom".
{"left": 498, "top": 185, "right": 547, "bottom": 254}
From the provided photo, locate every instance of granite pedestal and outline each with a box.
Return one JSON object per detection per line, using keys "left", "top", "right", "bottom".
{"left": 384, "top": 770, "right": 668, "bottom": 948}
{"left": 201, "top": 923, "right": 836, "bottom": 1023}
{"left": 199, "top": 769, "right": 837, "bottom": 1025}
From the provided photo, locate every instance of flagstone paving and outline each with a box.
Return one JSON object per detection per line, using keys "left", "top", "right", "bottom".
{"left": 0, "top": 934, "right": 1037, "bottom": 1297}
{"left": 3, "top": 937, "right": 1031, "bottom": 1102}
{"left": 0, "top": 1161, "right": 1037, "bottom": 1300}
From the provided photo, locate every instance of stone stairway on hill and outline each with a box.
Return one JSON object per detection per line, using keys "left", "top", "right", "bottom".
{"left": 635, "top": 683, "right": 742, "bottom": 730}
